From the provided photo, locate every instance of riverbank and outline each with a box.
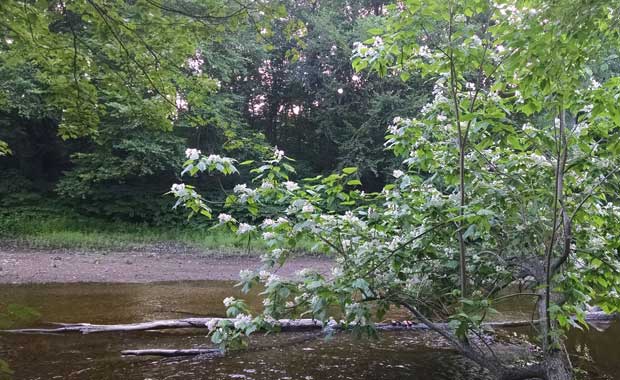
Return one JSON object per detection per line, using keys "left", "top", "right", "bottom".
{"left": 0, "top": 246, "right": 332, "bottom": 284}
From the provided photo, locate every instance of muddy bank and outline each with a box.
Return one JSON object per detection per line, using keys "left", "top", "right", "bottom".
{"left": 0, "top": 247, "right": 332, "bottom": 283}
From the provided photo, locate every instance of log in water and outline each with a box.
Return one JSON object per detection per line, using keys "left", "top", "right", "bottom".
{"left": 3, "top": 312, "right": 615, "bottom": 335}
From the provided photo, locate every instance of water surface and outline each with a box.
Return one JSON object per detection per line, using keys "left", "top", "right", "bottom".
{"left": 0, "top": 281, "right": 616, "bottom": 380}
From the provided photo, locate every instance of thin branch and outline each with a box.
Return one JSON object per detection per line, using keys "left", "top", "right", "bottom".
{"left": 85, "top": 0, "right": 177, "bottom": 109}
{"left": 569, "top": 165, "right": 620, "bottom": 224}
{"left": 362, "top": 221, "right": 451, "bottom": 276}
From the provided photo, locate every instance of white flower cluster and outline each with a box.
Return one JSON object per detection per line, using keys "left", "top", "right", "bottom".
{"left": 239, "top": 269, "right": 254, "bottom": 282}
{"left": 352, "top": 41, "right": 378, "bottom": 59}
{"left": 237, "top": 223, "right": 255, "bottom": 235}
{"left": 182, "top": 153, "right": 237, "bottom": 176}
{"left": 341, "top": 211, "right": 367, "bottom": 228}
{"left": 387, "top": 116, "right": 412, "bottom": 137}
{"left": 522, "top": 122, "right": 536, "bottom": 134}
{"left": 286, "top": 199, "right": 315, "bottom": 214}
{"left": 529, "top": 153, "right": 552, "bottom": 167}
{"left": 223, "top": 297, "right": 236, "bottom": 307}
{"left": 170, "top": 183, "right": 189, "bottom": 197}
{"left": 494, "top": 1, "right": 538, "bottom": 26}
{"left": 454, "top": 14, "right": 466, "bottom": 23}
{"left": 264, "top": 273, "right": 280, "bottom": 287}
{"left": 302, "top": 202, "right": 315, "bottom": 213}
{"left": 514, "top": 90, "right": 524, "bottom": 104}
{"left": 206, "top": 318, "right": 220, "bottom": 332}
{"left": 283, "top": 181, "right": 300, "bottom": 192}
{"left": 233, "top": 314, "right": 253, "bottom": 330}
{"left": 203, "top": 154, "right": 235, "bottom": 167}
{"left": 273, "top": 146, "right": 285, "bottom": 161}
{"left": 589, "top": 79, "right": 602, "bottom": 90}
{"left": 233, "top": 183, "right": 257, "bottom": 202}
{"left": 417, "top": 45, "right": 432, "bottom": 59}
{"left": 185, "top": 148, "right": 201, "bottom": 160}
{"left": 261, "top": 217, "right": 288, "bottom": 229}
{"left": 419, "top": 76, "right": 450, "bottom": 116}
{"left": 471, "top": 34, "right": 483, "bottom": 47}
{"left": 218, "top": 213, "right": 233, "bottom": 224}
{"left": 261, "top": 181, "right": 275, "bottom": 190}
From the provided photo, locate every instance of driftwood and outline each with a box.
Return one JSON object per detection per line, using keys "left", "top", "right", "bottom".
{"left": 2, "top": 311, "right": 615, "bottom": 335}
{"left": 121, "top": 348, "right": 221, "bottom": 357}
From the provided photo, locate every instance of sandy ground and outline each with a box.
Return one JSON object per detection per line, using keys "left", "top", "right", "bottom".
{"left": 0, "top": 245, "right": 333, "bottom": 284}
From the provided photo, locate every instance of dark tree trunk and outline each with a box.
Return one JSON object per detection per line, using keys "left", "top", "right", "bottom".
{"left": 542, "top": 349, "right": 572, "bottom": 380}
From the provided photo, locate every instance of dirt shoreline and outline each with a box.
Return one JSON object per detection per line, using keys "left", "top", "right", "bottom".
{"left": 0, "top": 246, "right": 333, "bottom": 284}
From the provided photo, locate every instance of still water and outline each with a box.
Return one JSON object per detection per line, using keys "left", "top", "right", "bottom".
{"left": 0, "top": 281, "right": 617, "bottom": 380}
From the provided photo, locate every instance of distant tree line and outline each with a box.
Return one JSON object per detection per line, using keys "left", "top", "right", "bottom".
{"left": 0, "top": 0, "right": 431, "bottom": 224}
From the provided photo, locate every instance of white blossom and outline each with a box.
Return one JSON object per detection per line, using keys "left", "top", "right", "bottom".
{"left": 261, "top": 181, "right": 275, "bottom": 190}
{"left": 237, "top": 223, "right": 255, "bottom": 234}
{"left": 393, "top": 169, "right": 404, "bottom": 178}
{"left": 284, "top": 181, "right": 300, "bottom": 191}
{"left": 522, "top": 122, "right": 535, "bottom": 134}
{"left": 239, "top": 269, "right": 254, "bottom": 282}
{"left": 265, "top": 274, "right": 280, "bottom": 287}
{"left": 218, "top": 213, "right": 233, "bottom": 224}
{"left": 206, "top": 318, "right": 220, "bottom": 332}
{"left": 418, "top": 45, "right": 432, "bottom": 58}
{"left": 274, "top": 146, "right": 285, "bottom": 161}
{"left": 185, "top": 148, "right": 201, "bottom": 160}
{"left": 271, "top": 248, "right": 284, "bottom": 260}
{"left": 223, "top": 297, "right": 235, "bottom": 307}
{"left": 233, "top": 314, "right": 253, "bottom": 329}
{"left": 275, "top": 217, "right": 289, "bottom": 226}
{"left": 331, "top": 266, "right": 343, "bottom": 277}
{"left": 261, "top": 218, "right": 275, "bottom": 228}
{"left": 170, "top": 183, "right": 188, "bottom": 197}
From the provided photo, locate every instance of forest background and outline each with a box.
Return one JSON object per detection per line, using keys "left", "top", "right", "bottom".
{"left": 0, "top": 0, "right": 423, "bottom": 250}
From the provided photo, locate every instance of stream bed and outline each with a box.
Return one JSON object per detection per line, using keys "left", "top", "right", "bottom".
{"left": 0, "top": 281, "right": 617, "bottom": 380}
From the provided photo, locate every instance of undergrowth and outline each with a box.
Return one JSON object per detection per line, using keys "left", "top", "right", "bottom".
{"left": 0, "top": 205, "right": 316, "bottom": 254}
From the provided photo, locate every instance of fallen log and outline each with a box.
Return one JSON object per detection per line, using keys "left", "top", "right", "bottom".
{"left": 121, "top": 348, "right": 221, "bottom": 357}
{"left": 3, "top": 312, "right": 615, "bottom": 335}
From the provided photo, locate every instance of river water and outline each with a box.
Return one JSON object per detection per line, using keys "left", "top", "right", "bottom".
{"left": 0, "top": 281, "right": 617, "bottom": 379}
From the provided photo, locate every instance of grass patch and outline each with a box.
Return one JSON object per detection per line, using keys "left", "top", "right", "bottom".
{"left": 0, "top": 206, "right": 316, "bottom": 254}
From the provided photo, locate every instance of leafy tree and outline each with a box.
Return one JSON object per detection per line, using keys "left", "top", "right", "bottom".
{"left": 226, "top": 0, "right": 429, "bottom": 187}
{"left": 172, "top": 1, "right": 620, "bottom": 379}
{"left": 0, "top": 0, "right": 275, "bottom": 141}
{"left": 0, "top": 0, "right": 279, "bottom": 221}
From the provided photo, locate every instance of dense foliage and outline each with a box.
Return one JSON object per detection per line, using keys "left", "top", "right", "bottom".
{"left": 173, "top": 1, "right": 620, "bottom": 379}
{"left": 0, "top": 0, "right": 429, "bottom": 223}
{"left": 2, "top": 1, "right": 620, "bottom": 379}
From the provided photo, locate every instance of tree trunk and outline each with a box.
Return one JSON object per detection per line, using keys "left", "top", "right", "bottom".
{"left": 498, "top": 364, "right": 546, "bottom": 380}
{"left": 543, "top": 348, "right": 572, "bottom": 380}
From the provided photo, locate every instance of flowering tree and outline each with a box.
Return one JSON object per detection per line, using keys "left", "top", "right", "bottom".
{"left": 171, "top": 1, "right": 620, "bottom": 379}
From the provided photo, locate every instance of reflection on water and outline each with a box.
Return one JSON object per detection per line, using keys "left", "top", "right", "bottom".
{"left": 0, "top": 281, "right": 617, "bottom": 380}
